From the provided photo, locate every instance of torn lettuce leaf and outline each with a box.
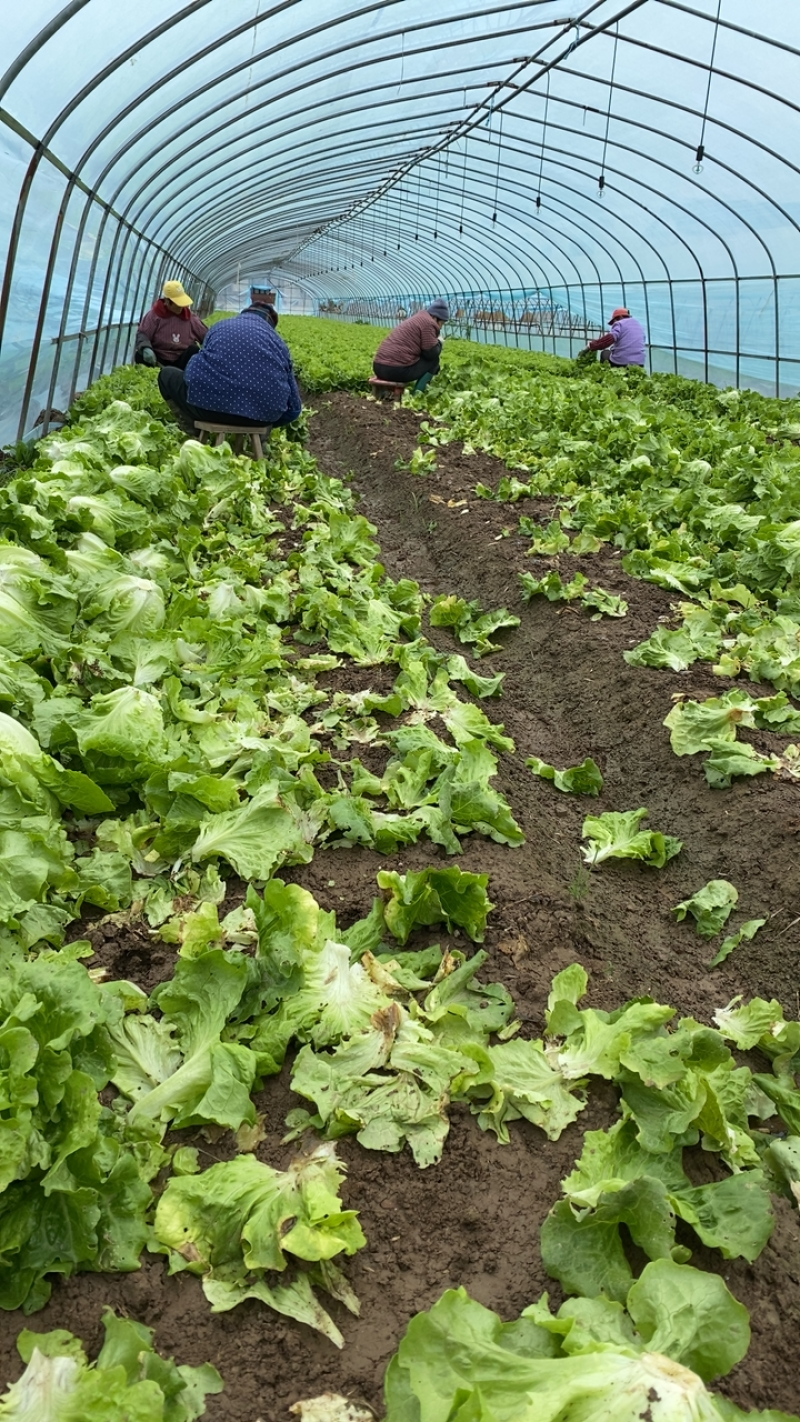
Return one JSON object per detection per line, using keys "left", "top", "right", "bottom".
{"left": 153, "top": 1143, "right": 364, "bottom": 1346}
{"left": 526, "top": 755, "right": 603, "bottom": 795}
{"left": 581, "top": 808, "right": 682, "bottom": 868}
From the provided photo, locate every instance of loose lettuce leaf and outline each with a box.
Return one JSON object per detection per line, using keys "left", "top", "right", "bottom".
{"left": 384, "top": 1272, "right": 778, "bottom": 1422}
{"left": 673, "top": 880, "right": 739, "bottom": 938}
{"left": 1, "top": 1306, "right": 222, "bottom": 1419}
{"left": 153, "top": 1143, "right": 364, "bottom": 1346}
{"left": 709, "top": 919, "right": 766, "bottom": 967}
{"left": 377, "top": 867, "right": 493, "bottom": 944}
{"left": 581, "top": 809, "right": 682, "bottom": 868}
{"left": 526, "top": 755, "right": 603, "bottom": 795}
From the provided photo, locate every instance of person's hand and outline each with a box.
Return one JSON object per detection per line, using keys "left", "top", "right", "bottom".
{"left": 438, "top": 331, "right": 446, "bottom": 343}
{"left": 141, "top": 347, "right": 157, "bottom": 367}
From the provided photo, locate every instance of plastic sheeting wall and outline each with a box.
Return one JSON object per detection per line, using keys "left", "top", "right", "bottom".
{"left": 1, "top": 1, "right": 799, "bottom": 440}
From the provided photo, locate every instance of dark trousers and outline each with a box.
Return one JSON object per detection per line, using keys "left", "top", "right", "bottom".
{"left": 157, "top": 365, "right": 265, "bottom": 427}
{"left": 373, "top": 351, "right": 440, "bottom": 384}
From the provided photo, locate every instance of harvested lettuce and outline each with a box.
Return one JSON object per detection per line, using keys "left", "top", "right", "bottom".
{"left": 384, "top": 1263, "right": 794, "bottom": 1422}
{"left": 0, "top": 1307, "right": 222, "bottom": 1419}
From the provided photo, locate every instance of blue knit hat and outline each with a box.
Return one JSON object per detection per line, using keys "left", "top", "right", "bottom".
{"left": 427, "top": 299, "right": 449, "bottom": 320}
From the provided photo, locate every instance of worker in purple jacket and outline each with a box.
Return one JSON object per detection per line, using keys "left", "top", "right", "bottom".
{"left": 373, "top": 299, "right": 449, "bottom": 392}
{"left": 134, "top": 280, "right": 208, "bottom": 369}
{"left": 583, "top": 308, "right": 646, "bottom": 367}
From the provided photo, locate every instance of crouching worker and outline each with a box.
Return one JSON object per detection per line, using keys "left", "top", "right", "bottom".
{"left": 373, "top": 299, "right": 449, "bottom": 392}
{"left": 581, "top": 308, "right": 646, "bottom": 368}
{"left": 158, "top": 299, "right": 302, "bottom": 437}
{"left": 134, "top": 280, "right": 208, "bottom": 369}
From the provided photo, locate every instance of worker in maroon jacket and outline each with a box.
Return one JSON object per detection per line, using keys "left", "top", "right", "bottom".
{"left": 134, "top": 280, "right": 209, "bottom": 369}
{"left": 373, "top": 299, "right": 449, "bottom": 392}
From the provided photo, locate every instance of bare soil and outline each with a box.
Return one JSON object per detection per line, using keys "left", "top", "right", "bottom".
{"left": 1, "top": 389, "right": 799, "bottom": 1420}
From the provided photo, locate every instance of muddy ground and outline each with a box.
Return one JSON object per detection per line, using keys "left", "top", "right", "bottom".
{"left": 1, "top": 390, "right": 798, "bottom": 1420}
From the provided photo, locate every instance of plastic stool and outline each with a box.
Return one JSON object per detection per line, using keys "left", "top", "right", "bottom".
{"left": 194, "top": 421, "right": 270, "bottom": 458}
{"left": 368, "top": 376, "right": 405, "bottom": 401}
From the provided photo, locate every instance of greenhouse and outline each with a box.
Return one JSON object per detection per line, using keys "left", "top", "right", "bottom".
{"left": 1, "top": 4, "right": 800, "bottom": 1420}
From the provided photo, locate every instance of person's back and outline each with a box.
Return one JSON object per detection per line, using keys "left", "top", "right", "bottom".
{"left": 608, "top": 314, "right": 646, "bottom": 367}
{"left": 375, "top": 309, "right": 442, "bottom": 368}
{"left": 185, "top": 310, "right": 301, "bottom": 425}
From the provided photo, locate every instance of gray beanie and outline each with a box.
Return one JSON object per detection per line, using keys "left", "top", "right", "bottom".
{"left": 427, "top": 299, "right": 449, "bottom": 320}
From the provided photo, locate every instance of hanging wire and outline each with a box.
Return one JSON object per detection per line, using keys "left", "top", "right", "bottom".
{"left": 536, "top": 71, "right": 550, "bottom": 212}
{"left": 598, "top": 23, "right": 619, "bottom": 196}
{"left": 695, "top": 0, "right": 723, "bottom": 172}
{"left": 459, "top": 133, "right": 468, "bottom": 235}
{"left": 492, "top": 107, "right": 503, "bottom": 224}
{"left": 415, "top": 161, "right": 421, "bottom": 240}
{"left": 433, "top": 151, "right": 440, "bottom": 239}
{"left": 382, "top": 192, "right": 388, "bottom": 258}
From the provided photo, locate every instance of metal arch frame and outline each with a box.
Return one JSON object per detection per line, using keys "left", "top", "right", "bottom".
{"left": 529, "top": 80, "right": 781, "bottom": 380}
{"left": 114, "top": 65, "right": 494, "bottom": 231}
{"left": 281, "top": 67, "right": 780, "bottom": 380}
{"left": 282, "top": 0, "right": 799, "bottom": 273}
{"left": 26, "top": 8, "right": 784, "bottom": 435}
{"left": 6, "top": 2, "right": 800, "bottom": 271}
{"left": 654, "top": 0, "right": 798, "bottom": 56}
{"left": 0, "top": 1, "right": 92, "bottom": 99}
{"left": 366, "top": 149, "right": 651, "bottom": 351}
{"left": 211, "top": 111, "right": 725, "bottom": 322}
{"left": 265, "top": 52, "right": 789, "bottom": 381}
{"left": 284, "top": 172, "right": 609, "bottom": 357}
{"left": 6, "top": 2, "right": 567, "bottom": 427}
{"left": 152, "top": 66, "right": 759, "bottom": 286}
{"left": 188, "top": 163, "right": 574, "bottom": 305}
{"left": 279, "top": 43, "right": 788, "bottom": 288}
{"left": 127, "top": 84, "right": 476, "bottom": 242}
{"left": 281, "top": 123, "right": 743, "bottom": 377}
{"left": 110, "top": 4, "right": 590, "bottom": 226}
{"left": 1, "top": 2, "right": 799, "bottom": 435}
{"left": 74, "top": 4, "right": 563, "bottom": 245}
{"left": 287, "top": 200, "right": 526, "bottom": 329}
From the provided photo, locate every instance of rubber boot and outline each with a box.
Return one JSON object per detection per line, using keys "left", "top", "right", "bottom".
{"left": 414, "top": 371, "right": 434, "bottom": 393}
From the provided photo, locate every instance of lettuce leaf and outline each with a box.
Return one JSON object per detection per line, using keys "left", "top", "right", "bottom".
{"left": 153, "top": 1143, "right": 364, "bottom": 1345}
{"left": 0, "top": 1306, "right": 222, "bottom": 1419}
{"left": 384, "top": 1268, "right": 778, "bottom": 1422}
{"left": 526, "top": 755, "right": 603, "bottom": 795}
{"left": 377, "top": 867, "right": 493, "bottom": 944}
{"left": 581, "top": 809, "right": 682, "bottom": 868}
{"left": 673, "top": 880, "right": 739, "bottom": 938}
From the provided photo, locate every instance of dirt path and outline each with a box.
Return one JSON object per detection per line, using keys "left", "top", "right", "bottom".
{"left": 0, "top": 392, "right": 798, "bottom": 1420}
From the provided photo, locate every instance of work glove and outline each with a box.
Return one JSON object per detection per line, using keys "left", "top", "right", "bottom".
{"left": 438, "top": 331, "right": 446, "bottom": 343}
{"left": 141, "top": 347, "right": 157, "bottom": 367}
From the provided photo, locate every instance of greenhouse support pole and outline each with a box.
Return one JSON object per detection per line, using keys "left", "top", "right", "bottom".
{"left": 701, "top": 276, "right": 709, "bottom": 385}
{"left": 773, "top": 273, "right": 780, "bottom": 397}
{"left": 733, "top": 274, "right": 741, "bottom": 390}
{"left": 16, "top": 182, "right": 71, "bottom": 439}
{"left": 87, "top": 218, "right": 127, "bottom": 386}
{"left": 111, "top": 228, "right": 147, "bottom": 370}
{"left": 43, "top": 191, "right": 101, "bottom": 431}
{"left": 126, "top": 241, "right": 163, "bottom": 364}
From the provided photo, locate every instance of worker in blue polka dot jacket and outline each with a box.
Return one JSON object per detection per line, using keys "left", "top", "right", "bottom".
{"left": 158, "top": 289, "right": 302, "bottom": 437}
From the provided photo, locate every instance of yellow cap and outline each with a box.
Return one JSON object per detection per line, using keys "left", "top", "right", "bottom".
{"left": 162, "top": 280, "right": 193, "bottom": 308}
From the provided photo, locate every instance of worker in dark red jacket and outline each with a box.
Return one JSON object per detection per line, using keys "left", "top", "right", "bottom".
{"left": 373, "top": 299, "right": 449, "bottom": 392}
{"left": 134, "top": 280, "right": 209, "bottom": 369}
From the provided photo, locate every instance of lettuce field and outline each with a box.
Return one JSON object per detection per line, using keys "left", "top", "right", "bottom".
{"left": 0, "top": 319, "right": 798, "bottom": 1420}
